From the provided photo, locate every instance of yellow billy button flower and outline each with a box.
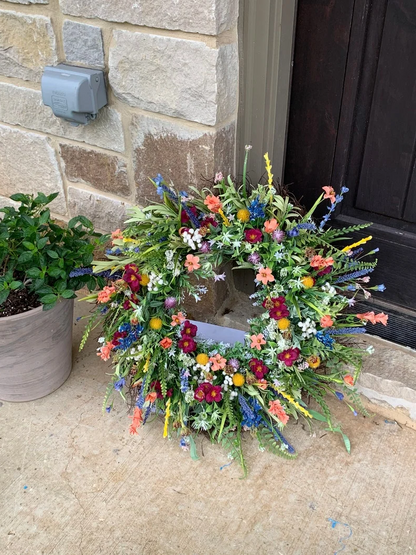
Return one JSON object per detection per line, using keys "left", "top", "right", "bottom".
{"left": 307, "top": 355, "right": 321, "bottom": 369}
{"left": 277, "top": 318, "right": 290, "bottom": 331}
{"left": 232, "top": 373, "right": 245, "bottom": 387}
{"left": 196, "top": 353, "right": 209, "bottom": 366}
{"left": 237, "top": 208, "right": 250, "bottom": 223}
{"left": 301, "top": 276, "right": 315, "bottom": 289}
{"left": 149, "top": 317, "right": 163, "bottom": 331}
{"left": 140, "top": 274, "right": 150, "bottom": 286}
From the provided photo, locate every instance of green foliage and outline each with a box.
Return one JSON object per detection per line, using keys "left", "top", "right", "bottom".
{"left": 0, "top": 192, "right": 106, "bottom": 311}
{"left": 256, "top": 428, "right": 298, "bottom": 460}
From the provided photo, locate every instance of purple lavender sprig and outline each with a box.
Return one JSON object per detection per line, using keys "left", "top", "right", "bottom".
{"left": 335, "top": 268, "right": 374, "bottom": 283}
{"left": 319, "top": 187, "right": 349, "bottom": 229}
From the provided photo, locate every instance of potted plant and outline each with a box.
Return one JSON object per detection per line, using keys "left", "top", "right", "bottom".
{"left": 0, "top": 192, "right": 106, "bottom": 402}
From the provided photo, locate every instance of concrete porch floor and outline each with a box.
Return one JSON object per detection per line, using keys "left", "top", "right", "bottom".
{"left": 1, "top": 300, "right": 416, "bottom": 555}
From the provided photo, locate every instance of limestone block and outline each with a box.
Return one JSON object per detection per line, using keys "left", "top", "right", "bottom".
{"left": 0, "top": 196, "right": 20, "bottom": 219}
{"left": 0, "top": 126, "right": 66, "bottom": 215}
{"left": 67, "top": 187, "right": 132, "bottom": 232}
{"left": 131, "top": 114, "right": 235, "bottom": 203}
{"left": 0, "top": 11, "right": 57, "bottom": 82}
{"left": 109, "top": 31, "right": 238, "bottom": 125}
{"left": 63, "top": 20, "right": 104, "bottom": 68}
{"left": 60, "top": 144, "right": 130, "bottom": 198}
{"left": 0, "top": 83, "right": 125, "bottom": 152}
{"left": 59, "top": 0, "right": 238, "bottom": 35}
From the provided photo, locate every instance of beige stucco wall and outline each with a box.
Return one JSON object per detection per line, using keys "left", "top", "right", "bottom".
{"left": 0, "top": 0, "right": 239, "bottom": 231}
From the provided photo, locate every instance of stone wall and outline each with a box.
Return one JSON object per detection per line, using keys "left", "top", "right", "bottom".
{"left": 0, "top": 0, "right": 239, "bottom": 231}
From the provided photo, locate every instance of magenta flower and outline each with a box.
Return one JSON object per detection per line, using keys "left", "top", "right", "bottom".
{"left": 278, "top": 348, "right": 301, "bottom": 367}
{"left": 200, "top": 241, "right": 211, "bottom": 253}
{"left": 181, "top": 320, "right": 198, "bottom": 338}
{"left": 194, "top": 382, "right": 212, "bottom": 403}
{"left": 123, "top": 264, "right": 141, "bottom": 292}
{"left": 269, "top": 305, "right": 290, "bottom": 320}
{"left": 178, "top": 335, "right": 197, "bottom": 353}
{"left": 244, "top": 228, "right": 263, "bottom": 244}
{"left": 205, "top": 385, "right": 222, "bottom": 403}
{"left": 249, "top": 358, "right": 269, "bottom": 379}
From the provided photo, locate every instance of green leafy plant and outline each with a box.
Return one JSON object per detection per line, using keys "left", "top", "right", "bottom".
{"left": 0, "top": 192, "right": 107, "bottom": 312}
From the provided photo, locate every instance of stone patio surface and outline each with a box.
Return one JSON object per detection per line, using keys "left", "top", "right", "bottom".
{"left": 1, "top": 301, "right": 416, "bottom": 555}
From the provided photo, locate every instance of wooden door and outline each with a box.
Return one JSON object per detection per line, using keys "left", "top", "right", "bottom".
{"left": 285, "top": 0, "right": 416, "bottom": 346}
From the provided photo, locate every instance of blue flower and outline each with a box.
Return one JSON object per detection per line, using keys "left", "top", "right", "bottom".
{"left": 69, "top": 267, "right": 93, "bottom": 277}
{"left": 376, "top": 284, "right": 386, "bottom": 292}
{"left": 180, "top": 369, "right": 189, "bottom": 393}
{"left": 316, "top": 331, "right": 335, "bottom": 349}
{"left": 328, "top": 327, "right": 366, "bottom": 335}
{"left": 341, "top": 187, "right": 349, "bottom": 194}
{"left": 287, "top": 228, "right": 299, "bottom": 237}
{"left": 179, "top": 191, "right": 188, "bottom": 198}
{"left": 335, "top": 268, "right": 374, "bottom": 283}
{"left": 114, "top": 378, "right": 126, "bottom": 391}
{"left": 239, "top": 395, "right": 262, "bottom": 428}
{"left": 335, "top": 391, "right": 344, "bottom": 401}
{"left": 105, "top": 406, "right": 112, "bottom": 413}
{"left": 248, "top": 196, "right": 266, "bottom": 221}
{"left": 156, "top": 186, "right": 164, "bottom": 199}
{"left": 154, "top": 173, "right": 163, "bottom": 186}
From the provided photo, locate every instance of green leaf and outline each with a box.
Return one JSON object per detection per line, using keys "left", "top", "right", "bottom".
{"left": 37, "top": 237, "right": 49, "bottom": 249}
{"left": 0, "top": 289, "right": 10, "bottom": 304}
{"left": 38, "top": 210, "right": 50, "bottom": 225}
{"left": 46, "top": 250, "right": 59, "bottom": 259}
{"left": 308, "top": 409, "right": 329, "bottom": 423}
{"left": 47, "top": 266, "right": 63, "bottom": 278}
{"left": 55, "top": 280, "right": 67, "bottom": 293}
{"left": 10, "top": 193, "right": 27, "bottom": 203}
{"left": 22, "top": 241, "right": 36, "bottom": 251}
{"left": 188, "top": 435, "right": 199, "bottom": 461}
{"left": 26, "top": 267, "right": 41, "bottom": 278}
{"left": 46, "top": 192, "right": 59, "bottom": 203}
{"left": 39, "top": 293, "right": 58, "bottom": 304}
{"left": 33, "top": 192, "right": 48, "bottom": 205}
{"left": 10, "top": 280, "right": 23, "bottom": 290}
{"left": 61, "top": 289, "right": 75, "bottom": 299}
{"left": 18, "top": 251, "right": 33, "bottom": 263}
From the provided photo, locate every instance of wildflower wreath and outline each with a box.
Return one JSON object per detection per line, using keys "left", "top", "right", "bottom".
{"left": 81, "top": 150, "right": 387, "bottom": 473}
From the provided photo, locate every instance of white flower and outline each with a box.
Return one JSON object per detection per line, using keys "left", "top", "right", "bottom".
{"left": 322, "top": 282, "right": 336, "bottom": 297}
{"left": 366, "top": 345, "right": 375, "bottom": 354}
{"left": 98, "top": 337, "right": 105, "bottom": 344}
{"left": 298, "top": 319, "right": 316, "bottom": 339}
{"left": 232, "top": 240, "right": 242, "bottom": 249}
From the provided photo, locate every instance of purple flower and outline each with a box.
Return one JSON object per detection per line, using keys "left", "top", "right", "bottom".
{"left": 272, "top": 230, "right": 285, "bottom": 243}
{"left": 200, "top": 241, "right": 211, "bottom": 253}
{"left": 248, "top": 252, "right": 261, "bottom": 264}
{"left": 164, "top": 297, "right": 177, "bottom": 309}
{"left": 228, "top": 358, "right": 240, "bottom": 370}
{"left": 114, "top": 377, "right": 126, "bottom": 391}
{"left": 335, "top": 391, "right": 344, "bottom": 401}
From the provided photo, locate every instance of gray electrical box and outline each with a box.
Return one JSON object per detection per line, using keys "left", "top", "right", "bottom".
{"left": 41, "top": 64, "right": 107, "bottom": 126}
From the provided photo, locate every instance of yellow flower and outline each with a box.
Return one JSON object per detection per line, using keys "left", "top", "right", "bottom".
{"left": 264, "top": 152, "right": 274, "bottom": 188}
{"left": 342, "top": 235, "right": 372, "bottom": 252}
{"left": 140, "top": 274, "right": 150, "bottom": 286}
{"left": 149, "top": 317, "right": 163, "bottom": 330}
{"left": 307, "top": 355, "right": 321, "bottom": 369}
{"left": 301, "top": 276, "right": 315, "bottom": 289}
{"left": 196, "top": 353, "right": 209, "bottom": 365}
{"left": 277, "top": 318, "right": 290, "bottom": 331}
{"left": 232, "top": 373, "right": 245, "bottom": 387}
{"left": 163, "top": 399, "right": 171, "bottom": 438}
{"left": 237, "top": 208, "right": 250, "bottom": 222}
{"left": 218, "top": 208, "right": 230, "bottom": 227}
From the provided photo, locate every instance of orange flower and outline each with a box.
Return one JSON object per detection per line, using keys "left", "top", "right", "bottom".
{"left": 184, "top": 254, "right": 201, "bottom": 273}
{"left": 320, "top": 315, "right": 334, "bottom": 328}
{"left": 268, "top": 400, "right": 289, "bottom": 424}
{"left": 356, "top": 312, "right": 388, "bottom": 326}
{"left": 209, "top": 354, "right": 227, "bottom": 371}
{"left": 129, "top": 407, "right": 143, "bottom": 435}
{"left": 256, "top": 379, "right": 268, "bottom": 390}
{"left": 204, "top": 195, "right": 223, "bottom": 214}
{"left": 344, "top": 375, "right": 354, "bottom": 386}
{"left": 171, "top": 312, "right": 186, "bottom": 326}
{"left": 160, "top": 337, "right": 173, "bottom": 349}
{"left": 310, "top": 255, "right": 335, "bottom": 269}
{"left": 97, "top": 285, "right": 116, "bottom": 303}
{"left": 256, "top": 267, "right": 275, "bottom": 285}
{"left": 111, "top": 228, "right": 123, "bottom": 243}
{"left": 97, "top": 341, "right": 115, "bottom": 361}
{"left": 145, "top": 392, "right": 157, "bottom": 403}
{"left": 322, "top": 186, "right": 336, "bottom": 204}
{"left": 264, "top": 219, "right": 278, "bottom": 233}
{"left": 250, "top": 333, "right": 266, "bottom": 351}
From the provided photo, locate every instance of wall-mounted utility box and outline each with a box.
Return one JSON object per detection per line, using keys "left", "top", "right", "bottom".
{"left": 41, "top": 64, "right": 107, "bottom": 126}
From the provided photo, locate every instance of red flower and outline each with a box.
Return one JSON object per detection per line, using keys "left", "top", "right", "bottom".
{"left": 194, "top": 382, "right": 212, "bottom": 403}
{"left": 262, "top": 296, "right": 286, "bottom": 309}
{"left": 269, "top": 305, "right": 290, "bottom": 320}
{"left": 278, "top": 348, "right": 301, "bottom": 367}
{"left": 181, "top": 205, "right": 198, "bottom": 224}
{"left": 200, "top": 216, "right": 218, "bottom": 228}
{"left": 249, "top": 358, "right": 269, "bottom": 379}
{"left": 150, "top": 380, "right": 173, "bottom": 399}
{"left": 178, "top": 335, "right": 197, "bottom": 353}
{"left": 205, "top": 385, "right": 223, "bottom": 403}
{"left": 317, "top": 266, "right": 332, "bottom": 277}
{"left": 244, "top": 228, "right": 263, "bottom": 244}
{"left": 181, "top": 320, "right": 198, "bottom": 338}
{"left": 123, "top": 294, "right": 139, "bottom": 310}
{"left": 123, "top": 264, "right": 142, "bottom": 292}
{"left": 112, "top": 330, "right": 128, "bottom": 346}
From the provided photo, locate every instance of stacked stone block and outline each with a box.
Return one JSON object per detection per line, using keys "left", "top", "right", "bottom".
{"left": 0, "top": 0, "right": 239, "bottom": 234}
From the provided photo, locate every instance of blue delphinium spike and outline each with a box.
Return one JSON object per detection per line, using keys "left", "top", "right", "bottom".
{"left": 335, "top": 268, "right": 374, "bottom": 283}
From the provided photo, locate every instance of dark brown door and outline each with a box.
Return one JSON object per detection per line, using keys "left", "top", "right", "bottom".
{"left": 285, "top": 0, "right": 416, "bottom": 345}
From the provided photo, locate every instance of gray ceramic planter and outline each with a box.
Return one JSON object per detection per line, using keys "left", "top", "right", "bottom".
{"left": 0, "top": 299, "right": 74, "bottom": 402}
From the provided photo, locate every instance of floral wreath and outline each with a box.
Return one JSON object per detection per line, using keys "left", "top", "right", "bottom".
{"left": 81, "top": 149, "right": 388, "bottom": 474}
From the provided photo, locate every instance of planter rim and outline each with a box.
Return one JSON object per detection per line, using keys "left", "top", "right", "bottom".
{"left": 0, "top": 302, "right": 57, "bottom": 323}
